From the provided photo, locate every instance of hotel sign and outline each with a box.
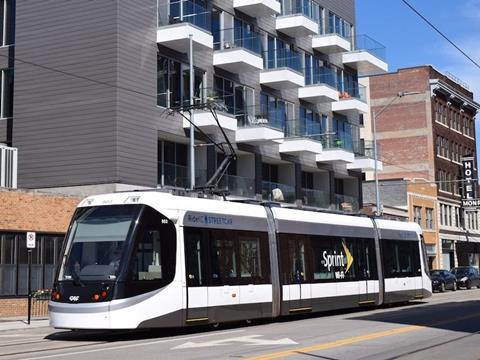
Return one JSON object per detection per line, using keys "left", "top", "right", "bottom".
{"left": 462, "top": 157, "right": 477, "bottom": 210}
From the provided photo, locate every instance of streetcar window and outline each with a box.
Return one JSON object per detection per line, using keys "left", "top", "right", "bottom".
{"left": 184, "top": 227, "right": 270, "bottom": 286}
{"left": 59, "top": 205, "right": 139, "bottom": 281}
{"left": 239, "top": 237, "right": 262, "bottom": 278}
{"left": 382, "top": 240, "right": 421, "bottom": 278}
{"left": 211, "top": 237, "right": 237, "bottom": 285}
{"left": 129, "top": 206, "right": 176, "bottom": 286}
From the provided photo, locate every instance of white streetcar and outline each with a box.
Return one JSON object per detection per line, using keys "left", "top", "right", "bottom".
{"left": 49, "top": 191, "right": 431, "bottom": 329}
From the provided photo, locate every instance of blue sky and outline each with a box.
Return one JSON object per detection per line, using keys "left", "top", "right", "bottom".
{"left": 356, "top": 0, "right": 480, "bottom": 101}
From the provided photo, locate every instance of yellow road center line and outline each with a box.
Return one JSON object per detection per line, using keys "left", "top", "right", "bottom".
{"left": 246, "top": 325, "right": 423, "bottom": 360}
{"left": 247, "top": 311, "right": 480, "bottom": 360}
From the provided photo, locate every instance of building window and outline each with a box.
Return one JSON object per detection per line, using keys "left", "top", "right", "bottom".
{"left": 328, "top": 11, "right": 351, "bottom": 38}
{"left": 157, "top": 56, "right": 205, "bottom": 108}
{"left": 426, "top": 208, "right": 434, "bottom": 230}
{"left": 413, "top": 206, "right": 422, "bottom": 226}
{"left": 158, "top": 140, "right": 191, "bottom": 188}
{"left": 214, "top": 75, "right": 254, "bottom": 123}
{"left": 0, "top": 233, "right": 65, "bottom": 296}
{"left": 0, "top": 68, "right": 13, "bottom": 118}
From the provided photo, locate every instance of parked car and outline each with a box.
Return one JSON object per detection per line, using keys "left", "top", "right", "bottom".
{"left": 451, "top": 266, "right": 480, "bottom": 289}
{"left": 430, "top": 269, "right": 457, "bottom": 292}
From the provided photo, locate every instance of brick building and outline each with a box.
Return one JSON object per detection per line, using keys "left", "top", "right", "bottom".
{"left": 361, "top": 66, "right": 480, "bottom": 270}
{"left": 0, "top": 189, "right": 79, "bottom": 316}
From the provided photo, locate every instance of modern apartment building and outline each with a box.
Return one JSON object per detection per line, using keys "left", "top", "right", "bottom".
{"left": 0, "top": 0, "right": 387, "bottom": 209}
{"left": 361, "top": 66, "right": 480, "bottom": 270}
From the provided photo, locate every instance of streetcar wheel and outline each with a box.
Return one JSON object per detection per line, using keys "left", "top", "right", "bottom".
{"left": 212, "top": 322, "right": 220, "bottom": 329}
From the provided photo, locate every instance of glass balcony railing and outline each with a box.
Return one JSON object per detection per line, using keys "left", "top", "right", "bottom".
{"left": 159, "top": 162, "right": 207, "bottom": 188}
{"left": 285, "top": 119, "right": 322, "bottom": 141}
{"left": 218, "top": 174, "right": 256, "bottom": 198}
{"left": 157, "top": 0, "right": 211, "bottom": 32}
{"left": 237, "top": 104, "right": 287, "bottom": 132}
{"left": 304, "top": 67, "right": 337, "bottom": 88}
{"left": 353, "top": 34, "right": 386, "bottom": 61}
{"left": 262, "top": 181, "right": 296, "bottom": 203}
{"left": 301, "top": 188, "right": 329, "bottom": 208}
{"left": 263, "top": 48, "right": 302, "bottom": 73}
{"left": 280, "top": 0, "right": 320, "bottom": 22}
{"left": 334, "top": 193, "right": 359, "bottom": 213}
{"left": 213, "top": 27, "right": 262, "bottom": 55}
{"left": 320, "top": 132, "right": 355, "bottom": 152}
{"left": 337, "top": 82, "right": 367, "bottom": 102}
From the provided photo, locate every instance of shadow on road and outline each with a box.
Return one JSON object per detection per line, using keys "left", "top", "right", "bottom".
{"left": 347, "top": 300, "right": 480, "bottom": 333}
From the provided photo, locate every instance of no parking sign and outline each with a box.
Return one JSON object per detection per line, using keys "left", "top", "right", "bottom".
{"left": 26, "top": 232, "right": 36, "bottom": 249}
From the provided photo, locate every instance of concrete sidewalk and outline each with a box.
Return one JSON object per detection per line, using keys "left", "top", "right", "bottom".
{"left": 0, "top": 317, "right": 50, "bottom": 331}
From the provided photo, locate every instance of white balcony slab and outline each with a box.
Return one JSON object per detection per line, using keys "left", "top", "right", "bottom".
{"left": 213, "top": 48, "right": 263, "bottom": 73}
{"left": 316, "top": 149, "right": 354, "bottom": 164}
{"left": 279, "top": 139, "right": 323, "bottom": 155}
{"left": 157, "top": 23, "right": 213, "bottom": 52}
{"left": 331, "top": 98, "right": 369, "bottom": 116}
{"left": 347, "top": 157, "right": 383, "bottom": 171}
{"left": 182, "top": 110, "right": 237, "bottom": 132}
{"left": 276, "top": 15, "right": 319, "bottom": 37}
{"left": 342, "top": 50, "right": 388, "bottom": 74}
{"left": 298, "top": 84, "right": 339, "bottom": 103}
{"left": 260, "top": 69, "right": 304, "bottom": 90}
{"left": 312, "top": 34, "right": 351, "bottom": 54}
{"left": 233, "top": 0, "right": 280, "bottom": 17}
{"left": 236, "top": 126, "right": 284, "bottom": 144}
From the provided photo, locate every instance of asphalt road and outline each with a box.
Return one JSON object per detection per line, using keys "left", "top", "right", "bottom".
{"left": 1, "top": 289, "right": 480, "bottom": 360}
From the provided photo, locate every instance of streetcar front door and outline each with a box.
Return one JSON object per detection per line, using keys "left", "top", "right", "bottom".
{"left": 287, "top": 237, "right": 312, "bottom": 312}
{"left": 185, "top": 233, "right": 208, "bottom": 323}
{"left": 358, "top": 239, "right": 376, "bottom": 305}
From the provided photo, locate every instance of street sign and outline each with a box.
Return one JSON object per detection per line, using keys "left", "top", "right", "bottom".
{"left": 26, "top": 232, "right": 36, "bottom": 248}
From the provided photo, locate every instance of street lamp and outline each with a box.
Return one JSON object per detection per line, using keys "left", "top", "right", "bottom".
{"left": 372, "top": 91, "right": 420, "bottom": 216}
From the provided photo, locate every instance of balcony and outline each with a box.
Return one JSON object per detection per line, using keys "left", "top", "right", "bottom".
{"left": 315, "top": 133, "right": 354, "bottom": 164}
{"left": 298, "top": 69, "right": 339, "bottom": 103}
{"left": 157, "top": 0, "right": 213, "bottom": 52}
{"left": 233, "top": 0, "right": 280, "bottom": 17}
{"left": 158, "top": 162, "right": 207, "bottom": 189}
{"left": 276, "top": 0, "right": 319, "bottom": 37}
{"left": 279, "top": 120, "right": 323, "bottom": 155}
{"left": 331, "top": 82, "right": 368, "bottom": 116}
{"left": 334, "top": 194, "right": 359, "bottom": 213}
{"left": 262, "top": 181, "right": 296, "bottom": 203}
{"left": 218, "top": 174, "right": 256, "bottom": 198}
{"left": 342, "top": 35, "right": 388, "bottom": 74}
{"left": 260, "top": 49, "right": 304, "bottom": 89}
{"left": 182, "top": 109, "right": 238, "bottom": 132}
{"left": 347, "top": 141, "right": 383, "bottom": 171}
{"left": 312, "top": 33, "right": 351, "bottom": 54}
{"left": 235, "top": 106, "right": 285, "bottom": 144}
{"left": 0, "top": 144, "right": 17, "bottom": 189}
{"left": 213, "top": 28, "right": 263, "bottom": 73}
{"left": 302, "top": 188, "right": 329, "bottom": 208}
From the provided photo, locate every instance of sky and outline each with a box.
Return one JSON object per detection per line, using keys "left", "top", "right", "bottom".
{"left": 356, "top": 0, "right": 480, "bottom": 102}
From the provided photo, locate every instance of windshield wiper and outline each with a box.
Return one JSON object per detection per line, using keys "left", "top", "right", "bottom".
{"left": 71, "top": 271, "right": 85, "bottom": 287}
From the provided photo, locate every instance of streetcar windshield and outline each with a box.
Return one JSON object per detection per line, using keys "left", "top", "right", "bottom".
{"left": 59, "top": 205, "right": 139, "bottom": 281}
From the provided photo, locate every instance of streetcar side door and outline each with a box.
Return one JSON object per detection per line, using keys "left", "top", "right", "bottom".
{"left": 184, "top": 230, "right": 208, "bottom": 322}
{"left": 358, "top": 238, "right": 376, "bottom": 305}
{"left": 287, "top": 236, "right": 312, "bottom": 312}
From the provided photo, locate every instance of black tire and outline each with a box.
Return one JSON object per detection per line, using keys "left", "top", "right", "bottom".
{"left": 440, "top": 282, "right": 445, "bottom": 292}
{"left": 452, "top": 282, "right": 457, "bottom": 291}
{"left": 466, "top": 280, "right": 472, "bottom": 290}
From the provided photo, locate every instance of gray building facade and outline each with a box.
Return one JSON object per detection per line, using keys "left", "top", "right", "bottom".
{"left": 2, "top": 0, "right": 387, "bottom": 210}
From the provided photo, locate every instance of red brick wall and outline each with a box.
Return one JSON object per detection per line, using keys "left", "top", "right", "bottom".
{"left": 0, "top": 298, "right": 28, "bottom": 317}
{"left": 370, "top": 66, "right": 430, "bottom": 99}
{"left": 0, "top": 190, "right": 80, "bottom": 233}
{"left": 375, "top": 102, "right": 427, "bottom": 132}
